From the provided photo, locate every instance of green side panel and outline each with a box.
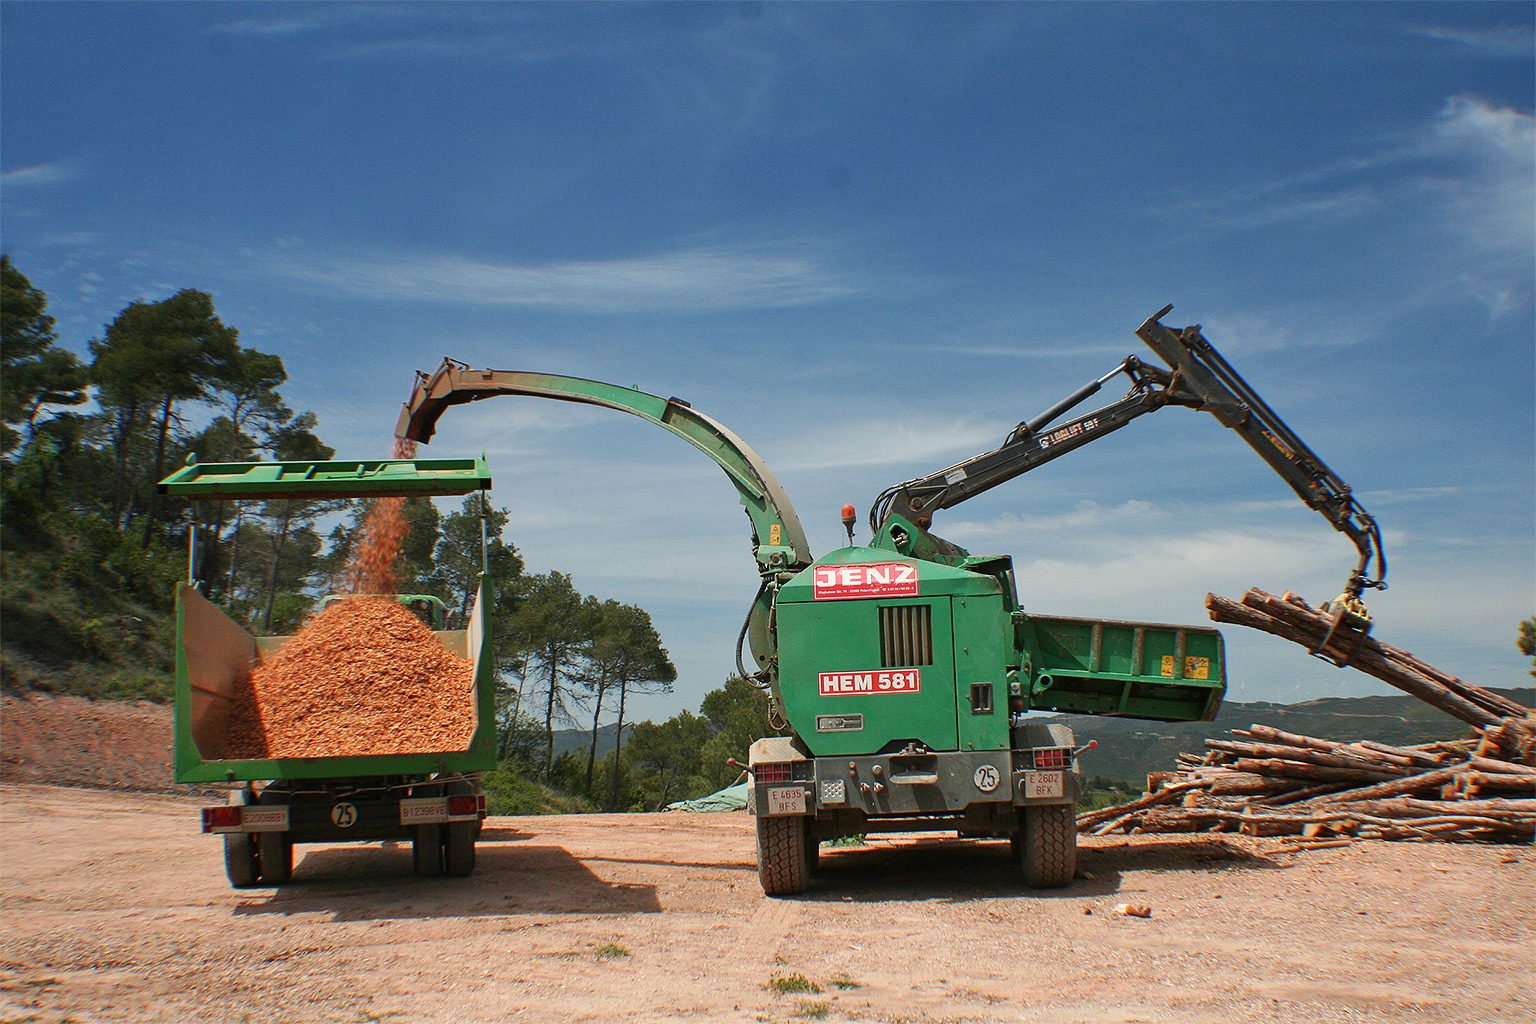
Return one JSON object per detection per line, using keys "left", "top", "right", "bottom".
{"left": 776, "top": 549, "right": 1006, "bottom": 756}
{"left": 158, "top": 457, "right": 491, "bottom": 501}
{"left": 1022, "top": 614, "right": 1226, "bottom": 722}
{"left": 777, "top": 595, "right": 958, "bottom": 756}
{"left": 953, "top": 592, "right": 1011, "bottom": 751}
{"left": 173, "top": 576, "right": 498, "bottom": 782}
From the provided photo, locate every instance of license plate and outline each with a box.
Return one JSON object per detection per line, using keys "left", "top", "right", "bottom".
{"left": 1023, "top": 771, "right": 1064, "bottom": 799}
{"left": 765, "top": 785, "right": 806, "bottom": 815}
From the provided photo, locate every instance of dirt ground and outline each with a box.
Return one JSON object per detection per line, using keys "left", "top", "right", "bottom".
{"left": 1, "top": 782, "right": 1531, "bottom": 1024}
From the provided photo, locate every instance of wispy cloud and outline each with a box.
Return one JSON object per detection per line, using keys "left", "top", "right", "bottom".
{"left": 263, "top": 242, "right": 860, "bottom": 313}
{"left": 211, "top": 15, "right": 327, "bottom": 36}
{"left": 1405, "top": 23, "right": 1535, "bottom": 58}
{"left": 1, "top": 161, "right": 80, "bottom": 187}
{"left": 768, "top": 415, "right": 1007, "bottom": 472}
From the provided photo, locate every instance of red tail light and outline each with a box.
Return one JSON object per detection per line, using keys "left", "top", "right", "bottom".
{"left": 203, "top": 806, "right": 242, "bottom": 831}
{"left": 756, "top": 762, "right": 792, "bottom": 783}
{"left": 446, "top": 795, "right": 479, "bottom": 816}
{"left": 1032, "top": 748, "right": 1068, "bottom": 770}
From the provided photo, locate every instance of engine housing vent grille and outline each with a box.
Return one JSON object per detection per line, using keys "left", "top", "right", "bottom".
{"left": 879, "top": 604, "right": 934, "bottom": 667}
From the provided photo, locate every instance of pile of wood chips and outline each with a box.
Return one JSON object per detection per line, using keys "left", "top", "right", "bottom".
{"left": 1079, "top": 587, "right": 1536, "bottom": 848}
{"left": 226, "top": 596, "right": 475, "bottom": 759}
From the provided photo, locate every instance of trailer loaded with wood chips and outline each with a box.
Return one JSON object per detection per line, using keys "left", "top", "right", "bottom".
{"left": 158, "top": 456, "right": 499, "bottom": 887}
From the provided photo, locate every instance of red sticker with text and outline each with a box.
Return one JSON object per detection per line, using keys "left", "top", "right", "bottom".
{"left": 819, "top": 669, "right": 922, "bottom": 696}
{"left": 812, "top": 562, "right": 918, "bottom": 600}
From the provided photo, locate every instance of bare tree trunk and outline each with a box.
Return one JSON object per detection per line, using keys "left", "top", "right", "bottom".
{"left": 609, "top": 682, "right": 629, "bottom": 812}
{"left": 261, "top": 503, "right": 293, "bottom": 631}
{"left": 585, "top": 677, "right": 608, "bottom": 796}
{"left": 141, "top": 394, "right": 175, "bottom": 548}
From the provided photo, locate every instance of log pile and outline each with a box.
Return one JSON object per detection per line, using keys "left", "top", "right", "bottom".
{"left": 1078, "top": 588, "right": 1536, "bottom": 845}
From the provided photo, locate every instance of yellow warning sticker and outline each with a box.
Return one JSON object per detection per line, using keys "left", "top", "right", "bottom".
{"left": 1160, "top": 656, "right": 1211, "bottom": 679}
{"left": 769, "top": 524, "right": 782, "bottom": 545}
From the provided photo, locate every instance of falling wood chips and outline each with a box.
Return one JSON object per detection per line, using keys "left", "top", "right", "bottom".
{"left": 225, "top": 597, "right": 475, "bottom": 759}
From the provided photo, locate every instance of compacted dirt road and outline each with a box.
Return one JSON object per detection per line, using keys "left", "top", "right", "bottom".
{"left": 1, "top": 783, "right": 1530, "bottom": 1024}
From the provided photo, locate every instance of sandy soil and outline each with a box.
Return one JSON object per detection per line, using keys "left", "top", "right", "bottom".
{"left": 1, "top": 781, "right": 1530, "bottom": 1024}
{"left": 0, "top": 692, "right": 180, "bottom": 792}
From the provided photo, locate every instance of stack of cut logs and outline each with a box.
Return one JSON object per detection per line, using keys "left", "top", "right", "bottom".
{"left": 1079, "top": 589, "right": 1535, "bottom": 846}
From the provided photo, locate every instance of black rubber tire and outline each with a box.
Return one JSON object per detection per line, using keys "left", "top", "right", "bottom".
{"left": 413, "top": 823, "right": 444, "bottom": 877}
{"left": 258, "top": 831, "right": 293, "bottom": 885}
{"left": 444, "top": 820, "right": 476, "bottom": 877}
{"left": 802, "top": 825, "right": 820, "bottom": 876}
{"left": 1020, "top": 804, "right": 1077, "bottom": 889}
{"left": 756, "top": 815, "right": 810, "bottom": 896}
{"left": 223, "top": 790, "right": 260, "bottom": 889}
{"left": 224, "top": 833, "right": 260, "bottom": 888}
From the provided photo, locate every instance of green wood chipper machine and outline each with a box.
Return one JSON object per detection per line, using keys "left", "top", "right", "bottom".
{"left": 394, "top": 305, "right": 1387, "bottom": 896}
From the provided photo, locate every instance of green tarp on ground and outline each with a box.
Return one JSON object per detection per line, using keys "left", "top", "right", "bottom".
{"left": 664, "top": 777, "right": 749, "bottom": 812}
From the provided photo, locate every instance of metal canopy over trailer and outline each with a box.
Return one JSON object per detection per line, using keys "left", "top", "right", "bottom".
{"left": 159, "top": 456, "right": 498, "bottom": 887}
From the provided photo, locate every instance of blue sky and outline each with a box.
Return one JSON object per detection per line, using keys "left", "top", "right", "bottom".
{"left": 4, "top": 2, "right": 1533, "bottom": 724}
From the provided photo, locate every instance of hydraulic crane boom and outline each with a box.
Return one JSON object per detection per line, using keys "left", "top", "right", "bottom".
{"left": 872, "top": 305, "right": 1386, "bottom": 599}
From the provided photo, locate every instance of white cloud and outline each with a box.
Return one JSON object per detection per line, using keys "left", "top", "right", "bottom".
{"left": 1405, "top": 24, "right": 1535, "bottom": 58}
{"left": 1, "top": 162, "right": 79, "bottom": 187}
{"left": 768, "top": 415, "right": 1008, "bottom": 472}
{"left": 210, "top": 16, "right": 326, "bottom": 36}
{"left": 263, "top": 243, "right": 859, "bottom": 313}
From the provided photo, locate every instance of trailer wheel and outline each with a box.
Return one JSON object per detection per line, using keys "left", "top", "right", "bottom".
{"left": 1019, "top": 805, "right": 1077, "bottom": 889}
{"left": 258, "top": 831, "right": 293, "bottom": 885}
{"left": 224, "top": 833, "right": 260, "bottom": 888}
{"left": 444, "top": 821, "right": 476, "bottom": 877}
{"left": 413, "top": 824, "right": 444, "bottom": 876}
{"left": 756, "top": 815, "right": 810, "bottom": 896}
{"left": 223, "top": 790, "right": 260, "bottom": 888}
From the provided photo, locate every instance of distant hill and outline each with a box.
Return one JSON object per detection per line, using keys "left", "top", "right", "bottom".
{"left": 552, "top": 688, "right": 1534, "bottom": 790}
{"left": 1064, "top": 688, "right": 1533, "bottom": 788}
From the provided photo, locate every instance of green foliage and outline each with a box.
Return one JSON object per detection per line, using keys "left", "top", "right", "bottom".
{"left": 0, "top": 263, "right": 337, "bottom": 692}
{"left": 766, "top": 974, "right": 822, "bottom": 995}
{"left": 590, "top": 942, "right": 630, "bottom": 960}
{"left": 480, "top": 758, "right": 598, "bottom": 815}
{"left": 1519, "top": 619, "right": 1535, "bottom": 680}
{"left": 696, "top": 675, "right": 770, "bottom": 792}
{"left": 1, "top": 255, "right": 86, "bottom": 457}
{"left": 1076, "top": 775, "right": 1138, "bottom": 811}
{"left": 626, "top": 711, "right": 713, "bottom": 810}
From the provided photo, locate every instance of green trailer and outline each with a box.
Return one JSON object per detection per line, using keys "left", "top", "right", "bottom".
{"left": 159, "top": 456, "right": 499, "bottom": 887}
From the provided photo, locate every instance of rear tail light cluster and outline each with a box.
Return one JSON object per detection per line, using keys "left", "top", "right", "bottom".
{"left": 446, "top": 795, "right": 479, "bottom": 816}
{"left": 1031, "top": 747, "right": 1069, "bottom": 770}
{"left": 202, "top": 806, "right": 242, "bottom": 831}
{"left": 755, "top": 762, "right": 792, "bottom": 783}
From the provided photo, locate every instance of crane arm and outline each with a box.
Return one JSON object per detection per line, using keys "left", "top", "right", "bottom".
{"left": 873, "top": 306, "right": 1386, "bottom": 597}
{"left": 397, "top": 359, "right": 813, "bottom": 575}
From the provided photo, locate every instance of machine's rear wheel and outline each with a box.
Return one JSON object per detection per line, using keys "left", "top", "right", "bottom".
{"left": 413, "top": 824, "right": 444, "bottom": 876}
{"left": 756, "top": 815, "right": 811, "bottom": 896}
{"left": 258, "top": 831, "right": 293, "bottom": 885}
{"left": 1020, "top": 804, "right": 1077, "bottom": 888}
{"left": 803, "top": 826, "right": 820, "bottom": 876}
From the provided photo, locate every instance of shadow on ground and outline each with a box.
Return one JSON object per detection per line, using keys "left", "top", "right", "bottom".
{"left": 799, "top": 835, "right": 1281, "bottom": 903}
{"left": 231, "top": 841, "right": 661, "bottom": 921}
